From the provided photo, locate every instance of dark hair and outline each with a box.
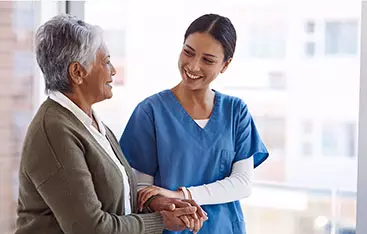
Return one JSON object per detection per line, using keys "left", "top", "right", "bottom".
{"left": 184, "top": 14, "right": 237, "bottom": 62}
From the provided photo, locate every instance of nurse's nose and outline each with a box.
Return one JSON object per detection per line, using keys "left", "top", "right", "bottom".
{"left": 187, "top": 57, "right": 200, "bottom": 72}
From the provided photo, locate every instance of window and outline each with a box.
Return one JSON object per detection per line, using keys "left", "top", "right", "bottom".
{"left": 103, "top": 30, "right": 126, "bottom": 85}
{"left": 0, "top": 1, "right": 57, "bottom": 234}
{"left": 325, "top": 20, "right": 358, "bottom": 55}
{"left": 300, "top": 120, "right": 314, "bottom": 156}
{"left": 12, "top": 1, "right": 36, "bottom": 31}
{"left": 302, "top": 120, "right": 314, "bottom": 135}
{"left": 305, "top": 21, "right": 315, "bottom": 34}
{"left": 104, "top": 30, "right": 126, "bottom": 58}
{"left": 255, "top": 116, "right": 286, "bottom": 154}
{"left": 247, "top": 22, "right": 287, "bottom": 59}
{"left": 322, "top": 122, "right": 357, "bottom": 157}
{"left": 305, "top": 41, "right": 316, "bottom": 57}
{"left": 0, "top": 1, "right": 360, "bottom": 234}
{"left": 13, "top": 51, "right": 34, "bottom": 78}
{"left": 302, "top": 141, "right": 313, "bottom": 155}
{"left": 84, "top": 2, "right": 360, "bottom": 233}
{"left": 268, "top": 71, "right": 286, "bottom": 90}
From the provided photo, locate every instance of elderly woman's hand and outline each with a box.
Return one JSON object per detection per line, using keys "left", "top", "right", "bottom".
{"left": 138, "top": 185, "right": 184, "bottom": 211}
{"left": 160, "top": 205, "right": 197, "bottom": 232}
{"left": 148, "top": 196, "right": 208, "bottom": 233}
{"left": 161, "top": 206, "right": 207, "bottom": 234}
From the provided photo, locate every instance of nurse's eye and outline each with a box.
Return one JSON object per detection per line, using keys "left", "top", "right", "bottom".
{"left": 203, "top": 58, "right": 215, "bottom": 64}
{"left": 183, "top": 49, "right": 194, "bottom": 57}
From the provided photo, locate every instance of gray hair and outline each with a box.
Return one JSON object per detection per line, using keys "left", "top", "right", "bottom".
{"left": 35, "top": 14, "right": 103, "bottom": 93}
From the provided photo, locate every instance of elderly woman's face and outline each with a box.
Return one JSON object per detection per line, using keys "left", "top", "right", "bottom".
{"left": 84, "top": 44, "right": 116, "bottom": 103}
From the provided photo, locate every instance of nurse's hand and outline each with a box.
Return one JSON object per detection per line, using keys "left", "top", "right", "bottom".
{"left": 149, "top": 196, "right": 208, "bottom": 233}
{"left": 179, "top": 200, "right": 208, "bottom": 233}
{"left": 138, "top": 185, "right": 187, "bottom": 211}
{"left": 161, "top": 205, "right": 198, "bottom": 231}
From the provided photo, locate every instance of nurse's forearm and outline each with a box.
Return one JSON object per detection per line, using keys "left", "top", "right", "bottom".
{"left": 133, "top": 169, "right": 186, "bottom": 199}
{"left": 133, "top": 157, "right": 254, "bottom": 206}
{"left": 187, "top": 157, "right": 254, "bottom": 206}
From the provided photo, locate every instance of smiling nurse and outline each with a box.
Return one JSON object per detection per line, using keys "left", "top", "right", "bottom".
{"left": 120, "top": 14, "right": 269, "bottom": 234}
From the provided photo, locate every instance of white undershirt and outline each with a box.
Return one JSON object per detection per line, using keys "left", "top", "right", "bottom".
{"left": 134, "top": 119, "right": 254, "bottom": 206}
{"left": 194, "top": 119, "right": 209, "bottom": 128}
{"left": 49, "top": 91, "right": 132, "bottom": 214}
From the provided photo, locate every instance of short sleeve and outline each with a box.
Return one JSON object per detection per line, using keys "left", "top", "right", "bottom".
{"left": 119, "top": 103, "right": 158, "bottom": 176}
{"left": 235, "top": 101, "right": 269, "bottom": 168}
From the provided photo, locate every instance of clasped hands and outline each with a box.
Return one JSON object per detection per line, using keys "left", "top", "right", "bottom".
{"left": 139, "top": 186, "right": 208, "bottom": 233}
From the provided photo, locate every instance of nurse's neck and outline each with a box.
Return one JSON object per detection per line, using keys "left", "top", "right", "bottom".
{"left": 172, "top": 84, "right": 215, "bottom": 107}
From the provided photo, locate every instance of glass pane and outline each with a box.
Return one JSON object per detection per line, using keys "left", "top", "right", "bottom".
{"left": 322, "top": 122, "right": 357, "bottom": 157}
{"left": 86, "top": 1, "right": 359, "bottom": 234}
{"left": 0, "top": 0, "right": 357, "bottom": 234}
{"left": 306, "top": 41, "right": 316, "bottom": 57}
{"left": 306, "top": 21, "right": 316, "bottom": 34}
{"left": 0, "top": 1, "right": 41, "bottom": 234}
{"left": 325, "top": 20, "right": 358, "bottom": 55}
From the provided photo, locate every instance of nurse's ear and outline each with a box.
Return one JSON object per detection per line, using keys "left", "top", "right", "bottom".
{"left": 220, "top": 58, "right": 232, "bottom": 74}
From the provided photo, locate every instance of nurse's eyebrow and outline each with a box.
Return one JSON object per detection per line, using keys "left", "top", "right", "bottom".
{"left": 185, "top": 44, "right": 218, "bottom": 58}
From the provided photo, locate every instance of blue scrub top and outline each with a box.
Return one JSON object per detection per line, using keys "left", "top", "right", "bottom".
{"left": 120, "top": 89, "right": 269, "bottom": 234}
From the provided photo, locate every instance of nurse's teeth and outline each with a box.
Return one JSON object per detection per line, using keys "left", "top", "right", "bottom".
{"left": 186, "top": 71, "right": 201, "bottom": 79}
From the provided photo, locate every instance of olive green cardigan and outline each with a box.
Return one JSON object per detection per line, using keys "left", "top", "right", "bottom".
{"left": 15, "top": 98, "right": 164, "bottom": 234}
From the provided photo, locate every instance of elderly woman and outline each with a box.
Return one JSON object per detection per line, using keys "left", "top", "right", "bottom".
{"left": 15, "top": 14, "right": 206, "bottom": 234}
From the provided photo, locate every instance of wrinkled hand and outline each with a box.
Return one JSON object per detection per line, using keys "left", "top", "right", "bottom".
{"left": 161, "top": 206, "right": 198, "bottom": 231}
{"left": 149, "top": 196, "right": 208, "bottom": 233}
{"left": 138, "top": 185, "right": 182, "bottom": 211}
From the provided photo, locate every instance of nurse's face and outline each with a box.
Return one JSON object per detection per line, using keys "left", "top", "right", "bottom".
{"left": 178, "top": 32, "right": 231, "bottom": 91}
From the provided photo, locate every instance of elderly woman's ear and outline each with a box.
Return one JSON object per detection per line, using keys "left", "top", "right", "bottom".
{"left": 68, "top": 62, "right": 88, "bottom": 85}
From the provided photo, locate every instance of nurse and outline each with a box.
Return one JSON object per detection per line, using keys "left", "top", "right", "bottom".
{"left": 120, "top": 14, "right": 269, "bottom": 234}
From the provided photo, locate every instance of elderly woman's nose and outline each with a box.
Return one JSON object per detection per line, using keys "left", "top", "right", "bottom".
{"left": 110, "top": 63, "right": 117, "bottom": 76}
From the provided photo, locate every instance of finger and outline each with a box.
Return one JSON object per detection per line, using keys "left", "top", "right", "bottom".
{"left": 162, "top": 203, "right": 176, "bottom": 211}
{"left": 192, "top": 203, "right": 206, "bottom": 219}
{"left": 174, "top": 206, "right": 197, "bottom": 216}
{"left": 138, "top": 188, "right": 151, "bottom": 210}
{"left": 138, "top": 187, "right": 151, "bottom": 199}
{"left": 179, "top": 215, "right": 191, "bottom": 229}
{"left": 137, "top": 189, "right": 145, "bottom": 204}
{"left": 191, "top": 212, "right": 198, "bottom": 220}
{"left": 193, "top": 217, "right": 201, "bottom": 233}
{"left": 190, "top": 219, "right": 195, "bottom": 231}
{"left": 172, "top": 199, "right": 192, "bottom": 208}
{"left": 139, "top": 189, "right": 155, "bottom": 211}
{"left": 184, "top": 200, "right": 207, "bottom": 219}
{"left": 168, "top": 203, "right": 175, "bottom": 211}
{"left": 158, "top": 200, "right": 176, "bottom": 211}
{"left": 138, "top": 190, "right": 151, "bottom": 211}
{"left": 138, "top": 191, "right": 146, "bottom": 211}
{"left": 140, "top": 191, "right": 151, "bottom": 208}
{"left": 141, "top": 188, "right": 156, "bottom": 205}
